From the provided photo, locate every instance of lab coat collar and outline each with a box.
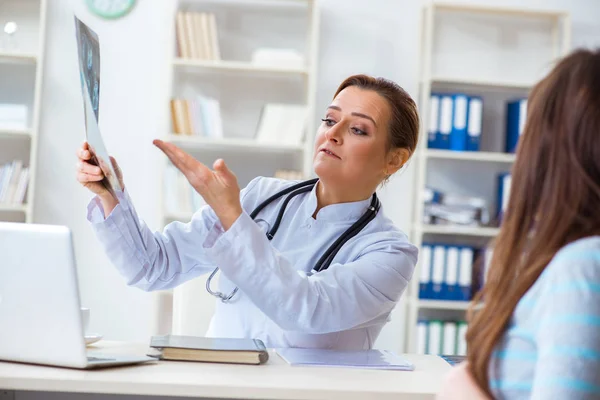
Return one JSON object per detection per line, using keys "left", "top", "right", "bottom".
{"left": 304, "top": 181, "right": 373, "bottom": 222}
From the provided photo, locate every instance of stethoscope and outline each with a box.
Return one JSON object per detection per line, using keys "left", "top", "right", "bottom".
{"left": 206, "top": 178, "right": 381, "bottom": 303}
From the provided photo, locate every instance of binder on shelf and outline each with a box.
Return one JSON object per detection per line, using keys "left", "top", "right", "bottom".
{"left": 457, "top": 322, "right": 468, "bottom": 356}
{"left": 449, "top": 94, "right": 468, "bottom": 151}
{"left": 427, "top": 94, "right": 440, "bottom": 149}
{"left": 496, "top": 172, "right": 512, "bottom": 221}
{"left": 417, "top": 320, "right": 429, "bottom": 355}
{"left": 442, "top": 321, "right": 458, "bottom": 356}
{"left": 466, "top": 96, "right": 483, "bottom": 151}
{"left": 431, "top": 245, "right": 446, "bottom": 299}
{"left": 418, "top": 244, "right": 433, "bottom": 299}
{"left": 444, "top": 246, "right": 460, "bottom": 300}
{"left": 437, "top": 95, "right": 453, "bottom": 150}
{"left": 505, "top": 99, "right": 527, "bottom": 153}
{"left": 458, "top": 247, "right": 474, "bottom": 301}
{"left": 427, "top": 320, "right": 443, "bottom": 355}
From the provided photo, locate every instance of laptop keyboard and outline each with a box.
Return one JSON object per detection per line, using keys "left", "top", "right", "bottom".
{"left": 87, "top": 356, "right": 116, "bottom": 362}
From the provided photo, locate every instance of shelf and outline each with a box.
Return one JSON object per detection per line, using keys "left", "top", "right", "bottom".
{"left": 431, "top": 3, "right": 568, "bottom": 19}
{"left": 0, "top": 51, "right": 37, "bottom": 65}
{"left": 0, "top": 128, "right": 32, "bottom": 139}
{"left": 417, "top": 299, "right": 473, "bottom": 311}
{"left": 426, "top": 76, "right": 534, "bottom": 90}
{"left": 425, "top": 149, "right": 516, "bottom": 163}
{"left": 418, "top": 224, "right": 501, "bottom": 237}
{"left": 166, "top": 134, "right": 305, "bottom": 152}
{"left": 172, "top": 58, "right": 308, "bottom": 76}
{"left": 0, "top": 204, "right": 27, "bottom": 213}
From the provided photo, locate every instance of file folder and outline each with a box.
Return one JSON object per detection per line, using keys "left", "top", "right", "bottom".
{"left": 445, "top": 246, "right": 460, "bottom": 300}
{"left": 427, "top": 320, "right": 443, "bottom": 355}
{"left": 428, "top": 94, "right": 440, "bottom": 148}
{"left": 505, "top": 99, "right": 527, "bottom": 153}
{"left": 497, "top": 173, "right": 512, "bottom": 220}
{"left": 417, "top": 320, "right": 429, "bottom": 355}
{"left": 431, "top": 245, "right": 446, "bottom": 299}
{"left": 438, "top": 95, "right": 453, "bottom": 150}
{"left": 466, "top": 96, "right": 483, "bottom": 151}
{"left": 457, "top": 322, "right": 468, "bottom": 356}
{"left": 419, "top": 244, "right": 433, "bottom": 299}
{"left": 442, "top": 321, "right": 458, "bottom": 356}
{"left": 458, "top": 247, "right": 474, "bottom": 301}
{"left": 449, "top": 94, "right": 468, "bottom": 151}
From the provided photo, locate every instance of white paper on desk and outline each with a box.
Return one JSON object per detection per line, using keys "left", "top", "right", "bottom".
{"left": 276, "top": 348, "right": 415, "bottom": 371}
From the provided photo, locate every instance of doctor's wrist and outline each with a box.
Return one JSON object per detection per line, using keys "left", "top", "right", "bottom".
{"left": 217, "top": 206, "right": 243, "bottom": 231}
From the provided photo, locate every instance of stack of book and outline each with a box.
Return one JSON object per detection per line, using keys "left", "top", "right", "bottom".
{"left": 423, "top": 187, "right": 490, "bottom": 227}
{"left": 417, "top": 319, "right": 468, "bottom": 356}
{"left": 0, "top": 160, "right": 29, "bottom": 205}
{"left": 170, "top": 96, "right": 222, "bottom": 138}
{"left": 175, "top": 11, "right": 220, "bottom": 60}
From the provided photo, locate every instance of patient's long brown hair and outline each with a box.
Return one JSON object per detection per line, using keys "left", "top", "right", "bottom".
{"left": 466, "top": 48, "right": 600, "bottom": 396}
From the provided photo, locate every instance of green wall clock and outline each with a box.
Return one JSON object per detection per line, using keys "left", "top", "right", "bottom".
{"left": 86, "top": 0, "right": 136, "bottom": 20}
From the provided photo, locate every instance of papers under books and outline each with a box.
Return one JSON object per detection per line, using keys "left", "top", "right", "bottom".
{"left": 148, "top": 335, "right": 269, "bottom": 365}
{"left": 423, "top": 187, "right": 490, "bottom": 226}
{"left": 276, "top": 348, "right": 415, "bottom": 371}
{"left": 255, "top": 103, "right": 307, "bottom": 146}
{"left": 251, "top": 48, "right": 305, "bottom": 69}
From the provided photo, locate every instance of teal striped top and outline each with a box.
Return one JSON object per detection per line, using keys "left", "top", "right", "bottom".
{"left": 490, "top": 236, "right": 600, "bottom": 399}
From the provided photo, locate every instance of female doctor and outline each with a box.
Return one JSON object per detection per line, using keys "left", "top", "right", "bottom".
{"left": 76, "top": 74, "right": 420, "bottom": 350}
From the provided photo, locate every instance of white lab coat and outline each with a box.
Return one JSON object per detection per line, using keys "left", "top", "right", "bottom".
{"left": 87, "top": 176, "right": 418, "bottom": 350}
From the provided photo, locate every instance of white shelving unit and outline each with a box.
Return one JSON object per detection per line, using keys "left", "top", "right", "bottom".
{"left": 405, "top": 2, "right": 571, "bottom": 354}
{"left": 153, "top": 0, "right": 320, "bottom": 336}
{"left": 0, "top": 0, "right": 47, "bottom": 224}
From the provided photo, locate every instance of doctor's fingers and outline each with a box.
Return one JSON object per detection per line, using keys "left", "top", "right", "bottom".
{"left": 77, "top": 161, "right": 103, "bottom": 176}
{"left": 109, "top": 156, "right": 124, "bottom": 187}
{"left": 153, "top": 140, "right": 212, "bottom": 183}
{"left": 77, "top": 171, "right": 103, "bottom": 183}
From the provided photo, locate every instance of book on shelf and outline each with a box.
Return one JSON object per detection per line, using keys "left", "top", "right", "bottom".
{"left": 170, "top": 96, "right": 223, "bottom": 138}
{"left": 0, "top": 160, "right": 29, "bottom": 205}
{"left": 428, "top": 93, "right": 483, "bottom": 152}
{"left": 255, "top": 103, "right": 307, "bottom": 146}
{"left": 417, "top": 319, "right": 468, "bottom": 357}
{"left": 175, "top": 11, "right": 220, "bottom": 61}
{"left": 148, "top": 335, "right": 269, "bottom": 365}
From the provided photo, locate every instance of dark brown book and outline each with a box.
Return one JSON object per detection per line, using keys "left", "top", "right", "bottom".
{"left": 148, "top": 335, "right": 269, "bottom": 365}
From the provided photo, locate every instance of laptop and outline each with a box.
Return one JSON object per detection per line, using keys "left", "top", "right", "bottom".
{"left": 0, "top": 222, "right": 155, "bottom": 369}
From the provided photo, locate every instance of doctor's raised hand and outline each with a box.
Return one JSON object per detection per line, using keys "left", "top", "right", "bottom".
{"left": 152, "top": 140, "right": 242, "bottom": 231}
{"left": 82, "top": 74, "right": 421, "bottom": 351}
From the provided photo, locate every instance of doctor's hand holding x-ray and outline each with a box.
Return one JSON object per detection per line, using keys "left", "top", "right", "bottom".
{"left": 76, "top": 74, "right": 420, "bottom": 350}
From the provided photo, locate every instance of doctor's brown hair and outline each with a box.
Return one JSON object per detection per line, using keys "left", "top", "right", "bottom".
{"left": 334, "top": 75, "right": 420, "bottom": 157}
{"left": 466, "top": 48, "right": 600, "bottom": 396}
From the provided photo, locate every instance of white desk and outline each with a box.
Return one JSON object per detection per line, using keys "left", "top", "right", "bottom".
{"left": 0, "top": 341, "right": 451, "bottom": 400}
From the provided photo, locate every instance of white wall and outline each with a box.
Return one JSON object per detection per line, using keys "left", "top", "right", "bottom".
{"left": 34, "top": 0, "right": 600, "bottom": 351}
